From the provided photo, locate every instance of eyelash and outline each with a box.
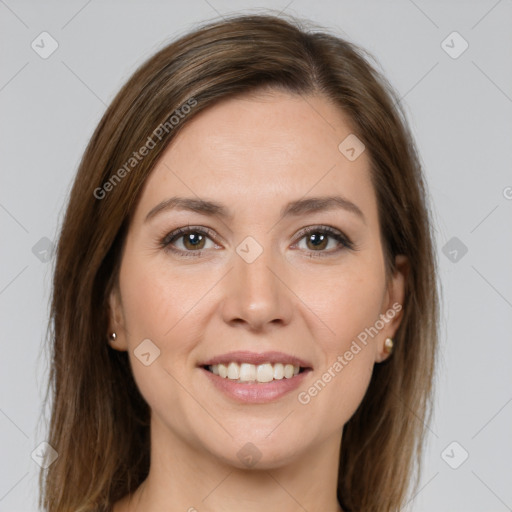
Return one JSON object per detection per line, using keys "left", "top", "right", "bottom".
{"left": 160, "top": 225, "right": 355, "bottom": 259}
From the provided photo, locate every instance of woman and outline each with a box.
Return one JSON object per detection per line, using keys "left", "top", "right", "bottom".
{"left": 39, "top": 12, "right": 439, "bottom": 512}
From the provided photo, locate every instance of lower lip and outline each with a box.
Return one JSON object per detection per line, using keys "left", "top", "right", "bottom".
{"left": 200, "top": 367, "right": 311, "bottom": 404}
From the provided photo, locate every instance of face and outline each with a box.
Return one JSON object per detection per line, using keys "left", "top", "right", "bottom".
{"left": 108, "top": 90, "right": 406, "bottom": 469}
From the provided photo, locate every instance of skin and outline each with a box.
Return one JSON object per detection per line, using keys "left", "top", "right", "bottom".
{"left": 109, "top": 89, "right": 407, "bottom": 512}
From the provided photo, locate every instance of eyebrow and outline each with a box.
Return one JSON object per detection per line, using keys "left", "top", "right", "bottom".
{"left": 145, "top": 195, "right": 365, "bottom": 223}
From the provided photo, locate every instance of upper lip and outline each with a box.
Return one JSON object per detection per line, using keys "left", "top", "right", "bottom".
{"left": 199, "top": 350, "right": 313, "bottom": 369}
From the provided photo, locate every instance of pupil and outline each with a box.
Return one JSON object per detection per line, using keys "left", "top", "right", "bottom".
{"left": 187, "top": 233, "right": 202, "bottom": 247}
{"left": 310, "top": 233, "right": 325, "bottom": 247}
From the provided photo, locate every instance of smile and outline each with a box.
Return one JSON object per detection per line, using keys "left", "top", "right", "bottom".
{"left": 198, "top": 350, "right": 313, "bottom": 402}
{"left": 206, "top": 362, "right": 304, "bottom": 383}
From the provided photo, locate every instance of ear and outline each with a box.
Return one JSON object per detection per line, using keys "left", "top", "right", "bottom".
{"left": 375, "top": 254, "right": 408, "bottom": 363}
{"left": 107, "top": 284, "right": 128, "bottom": 351}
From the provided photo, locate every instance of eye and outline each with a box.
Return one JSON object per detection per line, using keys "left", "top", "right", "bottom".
{"left": 160, "top": 226, "right": 217, "bottom": 257}
{"left": 160, "top": 225, "right": 354, "bottom": 259}
{"left": 292, "top": 225, "right": 354, "bottom": 257}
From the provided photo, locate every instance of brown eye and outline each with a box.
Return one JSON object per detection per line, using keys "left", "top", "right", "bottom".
{"left": 293, "top": 226, "right": 354, "bottom": 258}
{"left": 304, "top": 232, "right": 329, "bottom": 251}
{"left": 161, "top": 227, "right": 217, "bottom": 256}
{"left": 181, "top": 232, "right": 206, "bottom": 250}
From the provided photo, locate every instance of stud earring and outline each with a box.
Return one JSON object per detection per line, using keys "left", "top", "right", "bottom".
{"left": 109, "top": 332, "right": 117, "bottom": 341}
{"left": 383, "top": 337, "right": 394, "bottom": 355}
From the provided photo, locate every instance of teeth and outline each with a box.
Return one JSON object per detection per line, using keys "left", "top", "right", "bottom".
{"left": 284, "top": 364, "right": 294, "bottom": 379}
{"left": 208, "top": 362, "right": 302, "bottom": 383}
{"left": 256, "top": 363, "right": 274, "bottom": 383}
{"left": 227, "top": 362, "right": 239, "bottom": 380}
{"left": 218, "top": 364, "right": 228, "bottom": 378}
{"left": 273, "top": 363, "right": 284, "bottom": 380}
{"left": 240, "top": 363, "right": 256, "bottom": 381}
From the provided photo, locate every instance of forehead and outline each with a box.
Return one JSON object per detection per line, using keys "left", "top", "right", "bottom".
{"left": 133, "top": 90, "right": 378, "bottom": 225}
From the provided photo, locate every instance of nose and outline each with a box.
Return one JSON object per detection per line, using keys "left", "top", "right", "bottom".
{"left": 221, "top": 242, "right": 294, "bottom": 332}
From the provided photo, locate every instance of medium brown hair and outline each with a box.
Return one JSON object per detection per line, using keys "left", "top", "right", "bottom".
{"left": 39, "top": 12, "right": 439, "bottom": 512}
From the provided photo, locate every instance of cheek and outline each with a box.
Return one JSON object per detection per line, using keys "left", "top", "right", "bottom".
{"left": 300, "top": 278, "right": 380, "bottom": 428}
{"left": 311, "top": 354, "right": 375, "bottom": 428}
{"left": 118, "top": 249, "right": 215, "bottom": 390}
{"left": 308, "top": 258, "right": 386, "bottom": 353}
{"left": 120, "top": 264, "right": 172, "bottom": 339}
{"left": 119, "top": 249, "right": 204, "bottom": 340}
{"left": 118, "top": 254, "right": 204, "bottom": 415}
{"left": 297, "top": 257, "right": 384, "bottom": 420}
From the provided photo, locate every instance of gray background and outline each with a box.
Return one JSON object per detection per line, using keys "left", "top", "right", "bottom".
{"left": 1, "top": 0, "right": 511, "bottom": 510}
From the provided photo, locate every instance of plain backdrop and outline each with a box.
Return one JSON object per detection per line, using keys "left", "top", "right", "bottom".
{"left": 1, "top": 1, "right": 511, "bottom": 510}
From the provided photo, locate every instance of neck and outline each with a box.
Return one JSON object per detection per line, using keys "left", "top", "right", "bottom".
{"left": 119, "top": 413, "right": 344, "bottom": 512}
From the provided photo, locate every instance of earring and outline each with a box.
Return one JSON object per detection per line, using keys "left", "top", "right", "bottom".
{"left": 109, "top": 332, "right": 117, "bottom": 341}
{"left": 383, "top": 337, "right": 394, "bottom": 355}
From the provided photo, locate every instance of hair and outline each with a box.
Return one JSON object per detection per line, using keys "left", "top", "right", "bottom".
{"left": 39, "top": 11, "right": 439, "bottom": 512}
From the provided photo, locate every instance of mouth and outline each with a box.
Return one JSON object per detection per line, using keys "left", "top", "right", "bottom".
{"left": 201, "top": 362, "right": 310, "bottom": 384}
{"left": 197, "top": 351, "right": 313, "bottom": 402}
{"left": 198, "top": 350, "right": 313, "bottom": 383}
